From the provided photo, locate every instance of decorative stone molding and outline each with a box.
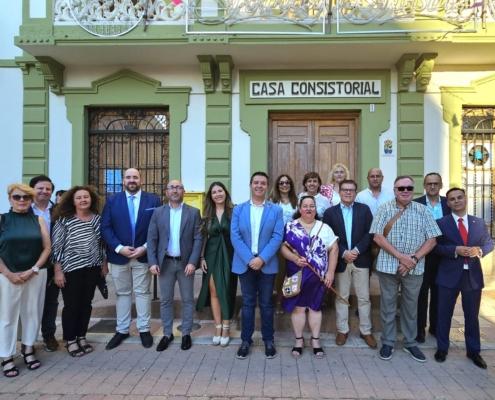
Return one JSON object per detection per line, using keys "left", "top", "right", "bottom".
{"left": 35, "top": 57, "right": 66, "bottom": 95}
{"left": 197, "top": 56, "right": 217, "bottom": 94}
{"left": 414, "top": 53, "right": 438, "bottom": 92}
{"left": 395, "top": 54, "right": 419, "bottom": 93}
{"left": 216, "top": 56, "right": 234, "bottom": 94}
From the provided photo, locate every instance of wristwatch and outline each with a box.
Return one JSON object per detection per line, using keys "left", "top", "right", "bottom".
{"left": 411, "top": 256, "right": 419, "bottom": 263}
{"left": 31, "top": 266, "right": 40, "bottom": 275}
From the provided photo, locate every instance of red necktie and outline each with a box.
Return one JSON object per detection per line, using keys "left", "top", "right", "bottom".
{"left": 458, "top": 218, "right": 468, "bottom": 264}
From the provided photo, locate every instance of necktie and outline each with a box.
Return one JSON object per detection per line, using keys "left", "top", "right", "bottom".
{"left": 458, "top": 217, "right": 468, "bottom": 264}
{"left": 129, "top": 195, "right": 136, "bottom": 247}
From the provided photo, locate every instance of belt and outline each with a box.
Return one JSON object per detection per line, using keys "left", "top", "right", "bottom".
{"left": 166, "top": 255, "right": 181, "bottom": 261}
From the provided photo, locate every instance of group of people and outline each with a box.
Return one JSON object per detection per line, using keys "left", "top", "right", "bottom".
{"left": 0, "top": 165, "right": 493, "bottom": 378}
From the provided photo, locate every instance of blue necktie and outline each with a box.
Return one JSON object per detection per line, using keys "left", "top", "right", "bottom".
{"left": 128, "top": 195, "right": 136, "bottom": 247}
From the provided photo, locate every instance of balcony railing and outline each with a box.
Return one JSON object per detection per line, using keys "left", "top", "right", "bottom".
{"left": 54, "top": 0, "right": 495, "bottom": 36}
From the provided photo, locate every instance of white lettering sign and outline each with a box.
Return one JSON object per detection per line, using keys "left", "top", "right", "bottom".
{"left": 250, "top": 80, "right": 381, "bottom": 98}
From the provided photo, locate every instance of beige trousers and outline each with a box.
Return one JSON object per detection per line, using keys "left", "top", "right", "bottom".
{"left": 0, "top": 269, "right": 47, "bottom": 357}
{"left": 335, "top": 262, "right": 372, "bottom": 335}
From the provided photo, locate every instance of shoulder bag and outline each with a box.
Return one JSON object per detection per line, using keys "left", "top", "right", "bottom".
{"left": 370, "top": 208, "right": 405, "bottom": 259}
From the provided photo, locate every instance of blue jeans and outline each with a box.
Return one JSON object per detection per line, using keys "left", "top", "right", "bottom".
{"left": 238, "top": 268, "right": 276, "bottom": 344}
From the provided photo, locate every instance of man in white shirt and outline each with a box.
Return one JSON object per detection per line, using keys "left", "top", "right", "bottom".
{"left": 356, "top": 168, "right": 395, "bottom": 216}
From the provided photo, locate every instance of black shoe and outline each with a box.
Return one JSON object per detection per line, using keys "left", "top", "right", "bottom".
{"left": 429, "top": 327, "right": 436, "bottom": 338}
{"left": 415, "top": 328, "right": 426, "bottom": 343}
{"left": 156, "top": 334, "right": 174, "bottom": 352}
{"left": 106, "top": 332, "right": 130, "bottom": 350}
{"left": 379, "top": 345, "right": 394, "bottom": 361}
{"left": 43, "top": 335, "right": 59, "bottom": 352}
{"left": 236, "top": 341, "right": 250, "bottom": 360}
{"left": 140, "top": 332, "right": 153, "bottom": 349}
{"left": 181, "top": 334, "right": 192, "bottom": 351}
{"left": 434, "top": 349, "right": 448, "bottom": 363}
{"left": 403, "top": 346, "right": 426, "bottom": 363}
{"left": 467, "top": 352, "right": 487, "bottom": 369}
{"left": 265, "top": 342, "right": 277, "bottom": 359}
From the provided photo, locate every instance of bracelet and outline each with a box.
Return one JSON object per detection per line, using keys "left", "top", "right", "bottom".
{"left": 200, "top": 257, "right": 205, "bottom": 260}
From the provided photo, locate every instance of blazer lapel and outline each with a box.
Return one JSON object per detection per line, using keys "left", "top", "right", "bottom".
{"left": 163, "top": 204, "right": 171, "bottom": 238}
{"left": 336, "top": 207, "right": 347, "bottom": 244}
{"left": 135, "top": 192, "right": 147, "bottom": 226}
{"left": 447, "top": 215, "right": 464, "bottom": 244}
{"left": 259, "top": 203, "right": 270, "bottom": 232}
{"left": 243, "top": 203, "right": 252, "bottom": 237}
{"left": 180, "top": 204, "right": 189, "bottom": 237}
{"left": 467, "top": 216, "right": 477, "bottom": 246}
{"left": 120, "top": 192, "right": 132, "bottom": 227}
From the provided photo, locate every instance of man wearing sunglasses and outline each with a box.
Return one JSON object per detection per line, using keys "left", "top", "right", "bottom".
{"left": 370, "top": 175, "right": 441, "bottom": 363}
{"left": 413, "top": 173, "right": 451, "bottom": 344}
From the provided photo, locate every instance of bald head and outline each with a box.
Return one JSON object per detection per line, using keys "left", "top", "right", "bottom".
{"left": 123, "top": 168, "right": 142, "bottom": 194}
{"left": 166, "top": 179, "right": 185, "bottom": 206}
{"left": 367, "top": 168, "right": 384, "bottom": 190}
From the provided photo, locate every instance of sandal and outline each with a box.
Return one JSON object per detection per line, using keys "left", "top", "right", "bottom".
{"left": 311, "top": 336, "right": 325, "bottom": 359}
{"left": 23, "top": 351, "right": 41, "bottom": 371}
{"left": 213, "top": 324, "right": 222, "bottom": 346}
{"left": 65, "top": 340, "right": 85, "bottom": 357}
{"left": 220, "top": 324, "right": 230, "bottom": 347}
{"left": 2, "top": 358, "right": 19, "bottom": 378}
{"left": 76, "top": 337, "right": 93, "bottom": 354}
{"left": 291, "top": 336, "right": 304, "bottom": 359}
{"left": 20, "top": 344, "right": 35, "bottom": 358}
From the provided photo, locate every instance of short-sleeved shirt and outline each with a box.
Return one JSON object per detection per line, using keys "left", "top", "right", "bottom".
{"left": 369, "top": 200, "right": 441, "bottom": 275}
{"left": 355, "top": 187, "right": 395, "bottom": 216}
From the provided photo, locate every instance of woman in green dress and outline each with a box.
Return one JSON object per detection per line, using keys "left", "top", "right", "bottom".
{"left": 196, "top": 182, "right": 237, "bottom": 347}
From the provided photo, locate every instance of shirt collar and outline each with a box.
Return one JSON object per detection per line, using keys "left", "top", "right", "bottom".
{"left": 250, "top": 199, "right": 265, "bottom": 207}
{"left": 125, "top": 190, "right": 142, "bottom": 200}
{"left": 169, "top": 201, "right": 184, "bottom": 211}
{"left": 452, "top": 213, "right": 468, "bottom": 224}
{"left": 340, "top": 202, "right": 354, "bottom": 210}
{"left": 425, "top": 196, "right": 440, "bottom": 208}
{"left": 31, "top": 202, "right": 52, "bottom": 212}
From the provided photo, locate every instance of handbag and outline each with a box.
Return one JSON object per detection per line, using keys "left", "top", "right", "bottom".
{"left": 97, "top": 275, "right": 108, "bottom": 299}
{"left": 371, "top": 208, "right": 405, "bottom": 258}
{"left": 282, "top": 221, "right": 324, "bottom": 298}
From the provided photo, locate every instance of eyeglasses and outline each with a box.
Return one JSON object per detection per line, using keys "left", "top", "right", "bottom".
{"left": 278, "top": 180, "right": 291, "bottom": 186}
{"left": 395, "top": 186, "right": 414, "bottom": 192}
{"left": 425, "top": 182, "right": 440, "bottom": 187}
{"left": 340, "top": 189, "right": 356, "bottom": 193}
{"left": 11, "top": 195, "right": 31, "bottom": 201}
{"left": 166, "top": 185, "right": 184, "bottom": 191}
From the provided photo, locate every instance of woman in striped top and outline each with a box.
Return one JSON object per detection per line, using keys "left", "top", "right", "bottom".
{"left": 51, "top": 186, "right": 108, "bottom": 357}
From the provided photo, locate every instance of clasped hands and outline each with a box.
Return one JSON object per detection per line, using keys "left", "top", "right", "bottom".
{"left": 343, "top": 249, "right": 359, "bottom": 264}
{"left": 397, "top": 253, "right": 417, "bottom": 276}
{"left": 6, "top": 269, "right": 35, "bottom": 285}
{"left": 456, "top": 246, "right": 480, "bottom": 258}
{"left": 119, "top": 246, "right": 147, "bottom": 259}
{"left": 249, "top": 256, "right": 265, "bottom": 271}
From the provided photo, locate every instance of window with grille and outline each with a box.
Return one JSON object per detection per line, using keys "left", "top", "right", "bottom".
{"left": 461, "top": 107, "right": 495, "bottom": 237}
{"left": 88, "top": 108, "right": 169, "bottom": 200}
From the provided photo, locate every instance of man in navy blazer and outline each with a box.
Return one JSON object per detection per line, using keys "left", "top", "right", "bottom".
{"left": 413, "top": 173, "right": 451, "bottom": 343}
{"left": 231, "top": 172, "right": 284, "bottom": 360}
{"left": 433, "top": 188, "right": 494, "bottom": 369}
{"left": 323, "top": 180, "right": 376, "bottom": 348}
{"left": 101, "top": 168, "right": 162, "bottom": 350}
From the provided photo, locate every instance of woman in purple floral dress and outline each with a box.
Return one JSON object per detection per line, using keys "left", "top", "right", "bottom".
{"left": 280, "top": 196, "right": 338, "bottom": 359}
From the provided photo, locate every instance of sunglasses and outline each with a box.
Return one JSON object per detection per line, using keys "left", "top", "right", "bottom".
{"left": 11, "top": 195, "right": 31, "bottom": 201}
{"left": 395, "top": 186, "right": 414, "bottom": 192}
{"left": 278, "top": 180, "right": 291, "bottom": 186}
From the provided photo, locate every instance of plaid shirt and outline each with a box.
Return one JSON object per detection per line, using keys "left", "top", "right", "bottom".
{"left": 370, "top": 200, "right": 441, "bottom": 275}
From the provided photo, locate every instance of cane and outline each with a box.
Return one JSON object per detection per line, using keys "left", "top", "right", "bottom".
{"left": 284, "top": 241, "right": 351, "bottom": 307}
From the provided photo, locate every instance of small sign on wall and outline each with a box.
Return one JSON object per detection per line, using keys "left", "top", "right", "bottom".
{"left": 382, "top": 138, "right": 394, "bottom": 156}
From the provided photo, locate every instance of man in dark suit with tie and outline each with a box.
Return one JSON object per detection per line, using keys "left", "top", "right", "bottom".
{"left": 433, "top": 188, "right": 494, "bottom": 369}
{"left": 147, "top": 179, "right": 203, "bottom": 352}
{"left": 413, "top": 173, "right": 451, "bottom": 343}
{"left": 102, "top": 168, "right": 162, "bottom": 350}
{"left": 323, "top": 180, "right": 376, "bottom": 348}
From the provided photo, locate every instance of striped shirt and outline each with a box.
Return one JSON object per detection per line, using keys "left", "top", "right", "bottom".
{"left": 51, "top": 214, "right": 105, "bottom": 273}
{"left": 370, "top": 200, "right": 441, "bottom": 275}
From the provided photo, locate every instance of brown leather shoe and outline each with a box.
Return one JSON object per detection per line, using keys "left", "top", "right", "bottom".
{"left": 336, "top": 332, "right": 348, "bottom": 346}
{"left": 360, "top": 333, "right": 377, "bottom": 348}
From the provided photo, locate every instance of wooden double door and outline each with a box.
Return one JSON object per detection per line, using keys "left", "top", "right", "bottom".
{"left": 269, "top": 112, "right": 359, "bottom": 191}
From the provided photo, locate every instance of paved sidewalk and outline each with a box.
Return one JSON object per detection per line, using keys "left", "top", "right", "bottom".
{"left": 1, "top": 341, "right": 494, "bottom": 399}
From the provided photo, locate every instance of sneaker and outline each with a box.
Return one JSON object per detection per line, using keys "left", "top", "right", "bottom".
{"left": 403, "top": 346, "right": 426, "bottom": 363}
{"left": 265, "top": 342, "right": 277, "bottom": 359}
{"left": 43, "top": 335, "right": 59, "bottom": 352}
{"left": 236, "top": 341, "right": 250, "bottom": 360}
{"left": 379, "top": 344, "right": 394, "bottom": 361}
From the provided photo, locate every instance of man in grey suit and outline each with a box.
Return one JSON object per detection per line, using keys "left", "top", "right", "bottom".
{"left": 148, "top": 179, "right": 203, "bottom": 351}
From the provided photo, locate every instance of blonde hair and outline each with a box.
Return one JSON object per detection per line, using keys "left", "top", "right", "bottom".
{"left": 7, "top": 183, "right": 35, "bottom": 199}
{"left": 328, "top": 163, "right": 350, "bottom": 184}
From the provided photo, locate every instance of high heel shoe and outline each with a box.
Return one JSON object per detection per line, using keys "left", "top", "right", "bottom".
{"left": 311, "top": 336, "right": 324, "bottom": 359}
{"left": 212, "top": 324, "right": 222, "bottom": 346}
{"left": 291, "top": 336, "right": 304, "bottom": 359}
{"left": 2, "top": 358, "right": 19, "bottom": 378}
{"left": 23, "top": 351, "right": 41, "bottom": 371}
{"left": 220, "top": 324, "right": 230, "bottom": 347}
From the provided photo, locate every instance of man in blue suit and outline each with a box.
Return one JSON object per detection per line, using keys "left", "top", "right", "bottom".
{"left": 231, "top": 171, "right": 284, "bottom": 360}
{"left": 101, "top": 168, "right": 162, "bottom": 350}
{"left": 413, "top": 173, "right": 451, "bottom": 343}
{"left": 433, "top": 188, "right": 494, "bottom": 369}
